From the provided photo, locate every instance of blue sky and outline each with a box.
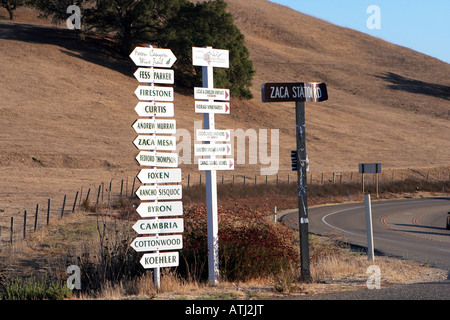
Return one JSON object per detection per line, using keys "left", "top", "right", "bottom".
{"left": 269, "top": 0, "right": 450, "bottom": 63}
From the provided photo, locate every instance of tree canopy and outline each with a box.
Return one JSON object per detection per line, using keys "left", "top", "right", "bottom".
{"left": 28, "top": 0, "right": 254, "bottom": 99}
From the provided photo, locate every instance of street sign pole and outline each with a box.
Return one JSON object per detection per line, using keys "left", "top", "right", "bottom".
{"left": 261, "top": 82, "right": 327, "bottom": 283}
{"left": 295, "top": 101, "right": 311, "bottom": 282}
{"left": 202, "top": 63, "right": 220, "bottom": 286}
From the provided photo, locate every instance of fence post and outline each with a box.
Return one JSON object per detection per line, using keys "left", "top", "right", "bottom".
{"left": 10, "top": 217, "right": 13, "bottom": 244}
{"left": 72, "top": 191, "right": 79, "bottom": 213}
{"left": 47, "top": 198, "right": 50, "bottom": 225}
{"left": 34, "top": 204, "right": 39, "bottom": 232}
{"left": 85, "top": 188, "right": 91, "bottom": 204}
{"left": 96, "top": 185, "right": 101, "bottom": 204}
{"left": 61, "top": 195, "right": 66, "bottom": 218}
{"left": 23, "top": 210, "right": 27, "bottom": 239}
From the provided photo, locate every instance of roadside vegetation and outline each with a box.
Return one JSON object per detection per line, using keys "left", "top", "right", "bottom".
{"left": 0, "top": 177, "right": 447, "bottom": 299}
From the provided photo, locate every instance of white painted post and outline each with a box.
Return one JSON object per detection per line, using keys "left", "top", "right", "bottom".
{"left": 364, "top": 194, "right": 375, "bottom": 262}
{"left": 202, "top": 61, "right": 220, "bottom": 286}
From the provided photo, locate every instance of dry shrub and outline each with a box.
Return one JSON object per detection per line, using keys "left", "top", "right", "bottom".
{"left": 179, "top": 204, "right": 299, "bottom": 282}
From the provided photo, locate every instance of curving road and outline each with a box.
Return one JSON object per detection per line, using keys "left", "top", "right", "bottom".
{"left": 281, "top": 197, "right": 450, "bottom": 270}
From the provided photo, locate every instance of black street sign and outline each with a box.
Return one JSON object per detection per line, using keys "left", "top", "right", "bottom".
{"left": 261, "top": 82, "right": 328, "bottom": 103}
{"left": 359, "top": 163, "right": 382, "bottom": 174}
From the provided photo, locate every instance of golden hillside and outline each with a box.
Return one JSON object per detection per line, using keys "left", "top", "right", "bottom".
{"left": 0, "top": 1, "right": 449, "bottom": 215}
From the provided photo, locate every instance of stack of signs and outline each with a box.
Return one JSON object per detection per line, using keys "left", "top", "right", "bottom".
{"left": 192, "top": 48, "right": 234, "bottom": 171}
{"left": 129, "top": 46, "right": 182, "bottom": 270}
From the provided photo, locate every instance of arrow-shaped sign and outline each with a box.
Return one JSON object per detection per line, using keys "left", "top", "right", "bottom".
{"left": 136, "top": 185, "right": 182, "bottom": 201}
{"left": 194, "top": 101, "right": 230, "bottom": 114}
{"left": 194, "top": 144, "right": 232, "bottom": 156}
{"left": 135, "top": 151, "right": 178, "bottom": 167}
{"left": 137, "top": 168, "right": 182, "bottom": 184}
{"left": 198, "top": 159, "right": 234, "bottom": 171}
{"left": 194, "top": 87, "right": 230, "bottom": 101}
{"left": 133, "top": 135, "right": 176, "bottom": 151}
{"left": 134, "top": 102, "right": 174, "bottom": 117}
{"left": 196, "top": 129, "right": 230, "bottom": 142}
{"left": 136, "top": 201, "right": 183, "bottom": 218}
{"left": 130, "top": 47, "right": 177, "bottom": 68}
{"left": 131, "top": 235, "right": 183, "bottom": 252}
{"left": 132, "top": 119, "right": 176, "bottom": 134}
{"left": 133, "top": 218, "right": 184, "bottom": 234}
{"left": 140, "top": 252, "right": 179, "bottom": 269}
{"left": 134, "top": 67, "right": 174, "bottom": 84}
{"left": 135, "top": 85, "right": 174, "bottom": 101}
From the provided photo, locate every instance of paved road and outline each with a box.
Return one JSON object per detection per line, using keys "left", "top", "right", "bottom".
{"left": 282, "top": 197, "right": 450, "bottom": 270}
{"left": 281, "top": 197, "right": 450, "bottom": 300}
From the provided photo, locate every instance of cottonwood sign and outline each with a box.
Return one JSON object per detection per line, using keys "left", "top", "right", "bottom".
{"left": 261, "top": 81, "right": 328, "bottom": 283}
{"left": 130, "top": 45, "right": 182, "bottom": 290}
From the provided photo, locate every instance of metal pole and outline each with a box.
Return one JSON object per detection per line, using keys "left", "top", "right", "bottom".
{"left": 364, "top": 194, "right": 375, "bottom": 262}
{"left": 203, "top": 62, "right": 219, "bottom": 286}
{"left": 295, "top": 101, "right": 311, "bottom": 282}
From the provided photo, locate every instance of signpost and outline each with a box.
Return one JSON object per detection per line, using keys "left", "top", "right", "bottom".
{"left": 193, "top": 46, "right": 233, "bottom": 286}
{"left": 262, "top": 81, "right": 328, "bottom": 282}
{"left": 130, "top": 45, "right": 181, "bottom": 291}
{"left": 359, "top": 163, "right": 382, "bottom": 197}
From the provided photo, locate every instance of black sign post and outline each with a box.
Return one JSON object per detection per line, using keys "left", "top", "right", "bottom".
{"left": 262, "top": 82, "right": 328, "bottom": 282}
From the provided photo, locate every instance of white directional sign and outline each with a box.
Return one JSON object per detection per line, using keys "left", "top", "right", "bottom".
{"left": 133, "top": 135, "right": 176, "bottom": 151}
{"left": 198, "top": 158, "right": 234, "bottom": 171}
{"left": 135, "top": 85, "right": 174, "bottom": 101}
{"left": 132, "top": 119, "right": 176, "bottom": 134}
{"left": 133, "top": 218, "right": 184, "bottom": 234}
{"left": 136, "top": 185, "right": 182, "bottom": 201}
{"left": 194, "top": 144, "right": 232, "bottom": 156}
{"left": 140, "top": 252, "right": 179, "bottom": 269}
{"left": 131, "top": 235, "right": 183, "bottom": 252}
{"left": 137, "top": 168, "right": 182, "bottom": 184}
{"left": 130, "top": 47, "right": 177, "bottom": 68}
{"left": 135, "top": 151, "right": 178, "bottom": 167}
{"left": 192, "top": 47, "right": 229, "bottom": 68}
{"left": 134, "top": 102, "right": 174, "bottom": 117}
{"left": 136, "top": 201, "right": 183, "bottom": 218}
{"left": 196, "top": 129, "right": 230, "bottom": 142}
{"left": 194, "top": 87, "right": 230, "bottom": 101}
{"left": 134, "top": 67, "right": 174, "bottom": 84}
{"left": 195, "top": 101, "right": 230, "bottom": 114}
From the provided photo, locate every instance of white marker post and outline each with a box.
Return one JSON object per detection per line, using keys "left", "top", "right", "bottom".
{"left": 192, "top": 46, "right": 231, "bottom": 286}
{"left": 364, "top": 194, "right": 375, "bottom": 262}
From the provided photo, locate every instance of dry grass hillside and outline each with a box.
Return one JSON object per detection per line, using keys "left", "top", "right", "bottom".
{"left": 0, "top": 2, "right": 449, "bottom": 218}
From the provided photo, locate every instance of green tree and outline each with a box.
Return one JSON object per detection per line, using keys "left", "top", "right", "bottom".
{"left": 162, "top": 0, "right": 254, "bottom": 99}
{"left": 0, "top": 0, "right": 25, "bottom": 19}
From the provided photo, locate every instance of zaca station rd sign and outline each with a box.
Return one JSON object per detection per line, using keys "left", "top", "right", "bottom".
{"left": 134, "top": 102, "right": 174, "bottom": 117}
{"left": 132, "top": 119, "right": 176, "bottom": 134}
{"left": 134, "top": 67, "right": 174, "bottom": 84}
{"left": 140, "top": 251, "right": 179, "bottom": 269}
{"left": 194, "top": 144, "right": 232, "bottom": 156}
{"left": 136, "top": 201, "right": 183, "bottom": 218}
{"left": 137, "top": 168, "right": 182, "bottom": 184}
{"left": 261, "top": 82, "right": 328, "bottom": 103}
{"left": 196, "top": 129, "right": 230, "bottom": 142}
{"left": 135, "top": 85, "right": 174, "bottom": 101}
{"left": 133, "top": 135, "right": 176, "bottom": 151}
{"left": 130, "top": 47, "right": 176, "bottom": 68}
{"left": 132, "top": 218, "right": 184, "bottom": 235}
{"left": 194, "top": 101, "right": 230, "bottom": 114}
{"left": 135, "top": 151, "right": 178, "bottom": 167}
{"left": 131, "top": 235, "right": 183, "bottom": 252}
{"left": 194, "top": 87, "right": 230, "bottom": 101}
{"left": 198, "top": 158, "right": 234, "bottom": 171}
{"left": 136, "top": 185, "right": 182, "bottom": 201}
